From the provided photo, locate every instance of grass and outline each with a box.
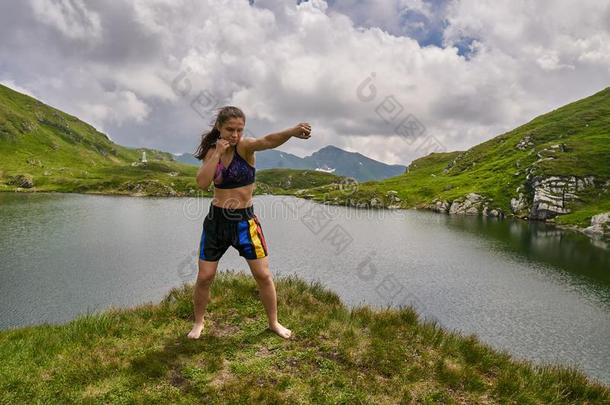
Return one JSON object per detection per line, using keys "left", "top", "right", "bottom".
{"left": 0, "top": 271, "right": 608, "bottom": 404}
{"left": 0, "top": 83, "right": 204, "bottom": 197}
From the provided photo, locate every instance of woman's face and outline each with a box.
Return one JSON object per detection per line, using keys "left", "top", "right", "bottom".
{"left": 217, "top": 117, "right": 245, "bottom": 146}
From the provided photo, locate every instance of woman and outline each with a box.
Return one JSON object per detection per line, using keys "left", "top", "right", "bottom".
{"left": 187, "top": 106, "right": 311, "bottom": 339}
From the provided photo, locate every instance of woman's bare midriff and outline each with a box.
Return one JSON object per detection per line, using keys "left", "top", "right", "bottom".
{"left": 212, "top": 183, "right": 256, "bottom": 209}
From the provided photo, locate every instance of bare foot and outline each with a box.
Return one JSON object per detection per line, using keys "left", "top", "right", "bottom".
{"left": 269, "top": 322, "right": 292, "bottom": 339}
{"left": 187, "top": 322, "right": 204, "bottom": 339}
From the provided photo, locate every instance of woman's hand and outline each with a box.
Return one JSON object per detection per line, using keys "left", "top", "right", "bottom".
{"left": 291, "top": 122, "right": 312, "bottom": 139}
{"left": 215, "top": 138, "right": 231, "bottom": 155}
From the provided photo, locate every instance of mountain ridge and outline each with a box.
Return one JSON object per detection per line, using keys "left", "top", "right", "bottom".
{"left": 176, "top": 144, "right": 406, "bottom": 182}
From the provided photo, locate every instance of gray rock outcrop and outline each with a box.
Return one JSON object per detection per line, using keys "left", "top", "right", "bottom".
{"left": 7, "top": 174, "right": 34, "bottom": 188}
{"left": 118, "top": 180, "right": 177, "bottom": 196}
{"left": 425, "top": 194, "right": 504, "bottom": 218}
{"left": 430, "top": 199, "right": 450, "bottom": 213}
{"left": 449, "top": 193, "right": 484, "bottom": 215}
{"left": 515, "top": 135, "right": 534, "bottom": 150}
{"left": 583, "top": 212, "right": 610, "bottom": 237}
{"left": 510, "top": 187, "right": 528, "bottom": 217}
{"left": 528, "top": 175, "right": 595, "bottom": 220}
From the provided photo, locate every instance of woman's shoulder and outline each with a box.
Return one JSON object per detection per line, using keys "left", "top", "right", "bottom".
{"left": 236, "top": 141, "right": 255, "bottom": 167}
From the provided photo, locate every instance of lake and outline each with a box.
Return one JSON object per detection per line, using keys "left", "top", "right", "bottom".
{"left": 1, "top": 192, "right": 609, "bottom": 385}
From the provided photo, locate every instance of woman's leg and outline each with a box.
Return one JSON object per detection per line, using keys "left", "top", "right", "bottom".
{"left": 187, "top": 259, "right": 219, "bottom": 339}
{"left": 245, "top": 256, "right": 292, "bottom": 339}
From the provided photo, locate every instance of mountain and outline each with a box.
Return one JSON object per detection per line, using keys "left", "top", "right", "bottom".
{"left": 302, "top": 145, "right": 405, "bottom": 181}
{"left": 177, "top": 145, "right": 406, "bottom": 181}
{"left": 252, "top": 149, "right": 312, "bottom": 170}
{"left": 301, "top": 87, "right": 610, "bottom": 235}
{"left": 174, "top": 152, "right": 200, "bottom": 166}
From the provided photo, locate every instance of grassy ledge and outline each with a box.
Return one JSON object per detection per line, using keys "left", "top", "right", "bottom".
{"left": 0, "top": 271, "right": 608, "bottom": 404}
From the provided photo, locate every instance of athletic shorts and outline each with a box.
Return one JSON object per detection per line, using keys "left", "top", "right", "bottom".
{"left": 198, "top": 202, "right": 269, "bottom": 261}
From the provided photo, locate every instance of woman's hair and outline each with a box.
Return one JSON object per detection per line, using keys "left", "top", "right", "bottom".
{"left": 193, "top": 106, "right": 246, "bottom": 160}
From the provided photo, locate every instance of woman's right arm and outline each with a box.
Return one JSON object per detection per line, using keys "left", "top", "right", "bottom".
{"left": 196, "top": 147, "right": 220, "bottom": 190}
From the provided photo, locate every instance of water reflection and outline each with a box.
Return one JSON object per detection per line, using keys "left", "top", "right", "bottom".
{"left": 441, "top": 214, "right": 610, "bottom": 287}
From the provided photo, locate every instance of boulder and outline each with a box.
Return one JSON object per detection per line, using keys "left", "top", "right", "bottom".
{"left": 7, "top": 174, "right": 34, "bottom": 188}
{"left": 449, "top": 193, "right": 483, "bottom": 215}
{"left": 510, "top": 191, "right": 528, "bottom": 217}
{"left": 26, "top": 158, "right": 43, "bottom": 167}
{"left": 385, "top": 190, "right": 401, "bottom": 204}
{"left": 370, "top": 198, "right": 383, "bottom": 208}
{"left": 489, "top": 209, "right": 504, "bottom": 218}
{"left": 430, "top": 199, "right": 450, "bottom": 213}
{"left": 118, "top": 180, "right": 177, "bottom": 196}
{"left": 516, "top": 135, "right": 534, "bottom": 150}
{"left": 583, "top": 212, "right": 610, "bottom": 237}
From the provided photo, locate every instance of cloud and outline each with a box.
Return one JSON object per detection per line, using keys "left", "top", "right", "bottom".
{"left": 0, "top": 0, "right": 608, "bottom": 165}
{"left": 30, "top": 0, "right": 102, "bottom": 42}
{"left": 78, "top": 89, "right": 151, "bottom": 129}
{"left": 324, "top": 0, "right": 449, "bottom": 47}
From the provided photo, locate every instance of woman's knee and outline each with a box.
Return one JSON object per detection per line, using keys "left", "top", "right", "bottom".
{"left": 196, "top": 263, "right": 217, "bottom": 287}
{"left": 253, "top": 270, "right": 273, "bottom": 285}
{"left": 196, "top": 272, "right": 215, "bottom": 287}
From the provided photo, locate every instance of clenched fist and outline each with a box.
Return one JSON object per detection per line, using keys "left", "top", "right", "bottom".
{"left": 291, "top": 122, "right": 312, "bottom": 139}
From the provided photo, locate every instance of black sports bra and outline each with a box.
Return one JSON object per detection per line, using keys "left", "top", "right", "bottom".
{"left": 212, "top": 147, "right": 255, "bottom": 189}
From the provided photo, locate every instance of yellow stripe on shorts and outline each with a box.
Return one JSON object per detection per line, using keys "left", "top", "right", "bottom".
{"left": 248, "top": 218, "right": 266, "bottom": 258}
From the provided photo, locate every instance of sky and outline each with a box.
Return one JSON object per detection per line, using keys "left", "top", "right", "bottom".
{"left": 1, "top": 0, "right": 609, "bottom": 165}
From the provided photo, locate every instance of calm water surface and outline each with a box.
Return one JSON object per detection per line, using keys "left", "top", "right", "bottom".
{"left": 1, "top": 192, "right": 609, "bottom": 384}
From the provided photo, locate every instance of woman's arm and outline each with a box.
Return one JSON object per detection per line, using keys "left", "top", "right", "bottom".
{"left": 196, "top": 147, "right": 221, "bottom": 189}
{"left": 244, "top": 122, "right": 312, "bottom": 152}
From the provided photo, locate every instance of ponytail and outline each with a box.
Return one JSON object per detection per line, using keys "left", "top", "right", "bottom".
{"left": 193, "top": 126, "right": 221, "bottom": 161}
{"left": 193, "top": 106, "right": 245, "bottom": 161}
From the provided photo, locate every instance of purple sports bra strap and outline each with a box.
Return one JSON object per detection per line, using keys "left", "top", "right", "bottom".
{"left": 234, "top": 147, "right": 254, "bottom": 168}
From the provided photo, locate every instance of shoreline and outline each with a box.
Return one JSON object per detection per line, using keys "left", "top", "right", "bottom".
{"left": 2, "top": 186, "right": 607, "bottom": 245}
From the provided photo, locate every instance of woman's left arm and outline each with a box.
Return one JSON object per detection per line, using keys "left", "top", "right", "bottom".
{"left": 244, "top": 122, "right": 311, "bottom": 152}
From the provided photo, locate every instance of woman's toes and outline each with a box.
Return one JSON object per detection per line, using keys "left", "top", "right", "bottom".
{"left": 269, "top": 323, "right": 292, "bottom": 339}
{"left": 187, "top": 323, "right": 204, "bottom": 339}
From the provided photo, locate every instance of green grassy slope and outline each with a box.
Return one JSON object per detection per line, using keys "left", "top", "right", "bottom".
{"left": 1, "top": 271, "right": 607, "bottom": 403}
{"left": 0, "top": 84, "right": 201, "bottom": 195}
{"left": 255, "top": 168, "right": 346, "bottom": 193}
{"left": 312, "top": 87, "right": 610, "bottom": 227}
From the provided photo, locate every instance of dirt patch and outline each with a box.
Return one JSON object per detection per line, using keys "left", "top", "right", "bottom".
{"left": 209, "top": 359, "right": 232, "bottom": 388}
{"left": 169, "top": 368, "right": 188, "bottom": 388}
{"left": 255, "top": 346, "right": 273, "bottom": 357}
{"left": 210, "top": 323, "right": 240, "bottom": 337}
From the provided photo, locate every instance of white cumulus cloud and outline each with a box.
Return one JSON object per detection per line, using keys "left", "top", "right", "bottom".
{"left": 0, "top": 0, "right": 608, "bottom": 164}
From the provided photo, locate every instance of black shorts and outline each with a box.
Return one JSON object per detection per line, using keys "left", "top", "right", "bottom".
{"left": 198, "top": 203, "right": 269, "bottom": 261}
